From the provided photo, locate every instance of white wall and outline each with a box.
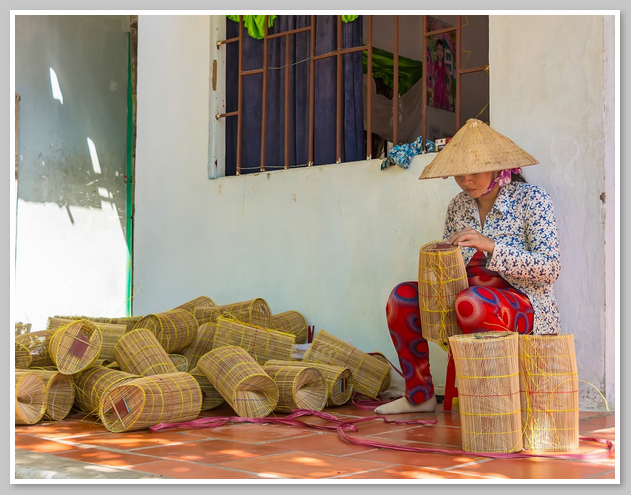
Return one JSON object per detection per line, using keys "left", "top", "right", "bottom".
{"left": 490, "top": 15, "right": 615, "bottom": 410}
{"left": 134, "top": 15, "right": 615, "bottom": 409}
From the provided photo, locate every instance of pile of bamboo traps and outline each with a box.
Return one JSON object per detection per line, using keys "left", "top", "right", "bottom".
{"left": 172, "top": 296, "right": 216, "bottom": 313}
{"left": 262, "top": 363, "right": 327, "bottom": 412}
{"left": 270, "top": 311, "right": 309, "bottom": 344}
{"left": 15, "top": 370, "right": 47, "bottom": 425}
{"left": 193, "top": 298, "right": 272, "bottom": 328}
{"left": 519, "top": 333, "right": 579, "bottom": 452}
{"left": 99, "top": 372, "right": 202, "bottom": 433}
{"left": 182, "top": 322, "right": 218, "bottom": 371}
{"left": 265, "top": 359, "right": 353, "bottom": 406}
{"left": 418, "top": 240, "right": 469, "bottom": 351}
{"left": 133, "top": 309, "right": 198, "bottom": 354}
{"left": 54, "top": 314, "right": 144, "bottom": 334}
{"left": 449, "top": 331, "right": 522, "bottom": 453}
{"left": 368, "top": 352, "right": 392, "bottom": 393}
{"left": 168, "top": 354, "right": 189, "bottom": 372}
{"left": 212, "top": 316, "right": 295, "bottom": 365}
{"left": 50, "top": 317, "right": 126, "bottom": 363}
{"left": 15, "top": 330, "right": 55, "bottom": 368}
{"left": 303, "top": 329, "right": 389, "bottom": 399}
{"left": 48, "top": 319, "right": 103, "bottom": 375}
{"left": 197, "top": 345, "right": 279, "bottom": 418}
{"left": 188, "top": 367, "right": 225, "bottom": 411}
{"left": 114, "top": 329, "right": 179, "bottom": 376}
{"left": 74, "top": 366, "right": 141, "bottom": 415}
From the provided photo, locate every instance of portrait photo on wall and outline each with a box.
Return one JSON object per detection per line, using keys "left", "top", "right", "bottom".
{"left": 426, "top": 17, "right": 456, "bottom": 112}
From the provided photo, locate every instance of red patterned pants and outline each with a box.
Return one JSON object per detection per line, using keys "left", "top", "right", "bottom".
{"left": 385, "top": 251, "right": 534, "bottom": 404}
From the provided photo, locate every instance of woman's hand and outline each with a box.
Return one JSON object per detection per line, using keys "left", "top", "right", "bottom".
{"left": 447, "top": 227, "right": 495, "bottom": 254}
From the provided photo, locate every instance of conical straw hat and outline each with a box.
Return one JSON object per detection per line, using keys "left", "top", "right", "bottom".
{"left": 419, "top": 119, "right": 539, "bottom": 180}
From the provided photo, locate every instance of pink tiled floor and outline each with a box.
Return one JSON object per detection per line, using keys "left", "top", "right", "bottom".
{"left": 15, "top": 401, "right": 616, "bottom": 480}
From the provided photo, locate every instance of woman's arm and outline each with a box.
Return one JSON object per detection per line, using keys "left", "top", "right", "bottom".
{"left": 487, "top": 189, "right": 561, "bottom": 286}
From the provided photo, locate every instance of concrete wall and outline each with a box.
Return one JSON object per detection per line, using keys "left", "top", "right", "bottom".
{"left": 490, "top": 15, "right": 615, "bottom": 410}
{"left": 14, "top": 15, "right": 130, "bottom": 330}
{"left": 133, "top": 14, "right": 615, "bottom": 409}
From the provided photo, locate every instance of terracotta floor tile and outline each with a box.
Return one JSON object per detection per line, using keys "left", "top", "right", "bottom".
{"left": 370, "top": 424, "right": 463, "bottom": 447}
{"left": 14, "top": 420, "right": 108, "bottom": 439}
{"left": 177, "top": 423, "right": 317, "bottom": 444}
{"left": 54, "top": 447, "right": 163, "bottom": 467}
{"left": 580, "top": 415, "right": 616, "bottom": 431}
{"left": 588, "top": 470, "right": 616, "bottom": 480}
{"left": 75, "top": 431, "right": 202, "bottom": 450}
{"left": 338, "top": 464, "right": 494, "bottom": 480}
{"left": 218, "top": 451, "right": 393, "bottom": 479}
{"left": 136, "top": 439, "right": 286, "bottom": 463}
{"left": 128, "top": 459, "right": 258, "bottom": 479}
{"left": 446, "top": 457, "right": 613, "bottom": 479}
{"left": 15, "top": 434, "right": 82, "bottom": 454}
{"left": 347, "top": 447, "right": 487, "bottom": 470}
{"left": 265, "top": 431, "right": 381, "bottom": 456}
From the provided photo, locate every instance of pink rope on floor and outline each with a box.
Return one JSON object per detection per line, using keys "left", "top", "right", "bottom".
{"left": 149, "top": 409, "right": 614, "bottom": 461}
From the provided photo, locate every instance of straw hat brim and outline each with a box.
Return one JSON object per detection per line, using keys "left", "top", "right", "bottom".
{"left": 418, "top": 119, "right": 539, "bottom": 180}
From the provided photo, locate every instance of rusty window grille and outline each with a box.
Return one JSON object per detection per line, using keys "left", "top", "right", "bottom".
{"left": 216, "top": 15, "right": 489, "bottom": 176}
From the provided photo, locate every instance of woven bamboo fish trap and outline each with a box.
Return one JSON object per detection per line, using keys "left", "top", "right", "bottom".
{"left": 132, "top": 309, "right": 198, "bottom": 354}
{"left": 15, "top": 342, "right": 32, "bottom": 369}
{"left": 168, "top": 354, "right": 189, "bottom": 372}
{"left": 49, "top": 317, "right": 125, "bottom": 363}
{"left": 29, "top": 369, "right": 75, "bottom": 421}
{"left": 49, "top": 319, "right": 103, "bottom": 375}
{"left": 188, "top": 367, "right": 225, "bottom": 411}
{"left": 182, "top": 322, "right": 218, "bottom": 371}
{"left": 519, "top": 334, "right": 579, "bottom": 452}
{"left": 368, "top": 352, "right": 392, "bottom": 392}
{"left": 212, "top": 316, "right": 295, "bottom": 365}
{"left": 197, "top": 345, "right": 279, "bottom": 418}
{"left": 418, "top": 240, "right": 469, "bottom": 351}
{"left": 265, "top": 359, "right": 354, "bottom": 406}
{"left": 73, "top": 366, "right": 140, "bottom": 415}
{"left": 193, "top": 298, "right": 272, "bottom": 328}
{"left": 262, "top": 364, "right": 328, "bottom": 412}
{"left": 172, "top": 295, "right": 216, "bottom": 313}
{"left": 449, "top": 331, "right": 522, "bottom": 453}
{"left": 99, "top": 372, "right": 203, "bottom": 433}
{"left": 15, "top": 330, "right": 55, "bottom": 368}
{"left": 270, "top": 311, "right": 309, "bottom": 344}
{"left": 303, "top": 329, "right": 390, "bottom": 399}
{"left": 114, "top": 328, "right": 179, "bottom": 376}
{"left": 53, "top": 315, "right": 144, "bottom": 334}
{"left": 15, "top": 370, "right": 47, "bottom": 425}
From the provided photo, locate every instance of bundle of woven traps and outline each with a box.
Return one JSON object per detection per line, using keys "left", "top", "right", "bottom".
{"left": 14, "top": 296, "right": 392, "bottom": 433}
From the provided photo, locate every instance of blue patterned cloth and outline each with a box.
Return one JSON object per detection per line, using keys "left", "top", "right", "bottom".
{"left": 380, "top": 136, "right": 428, "bottom": 170}
{"left": 442, "top": 181, "right": 561, "bottom": 335}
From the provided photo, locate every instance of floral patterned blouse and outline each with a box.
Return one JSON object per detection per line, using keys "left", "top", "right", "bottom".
{"left": 442, "top": 181, "right": 561, "bottom": 335}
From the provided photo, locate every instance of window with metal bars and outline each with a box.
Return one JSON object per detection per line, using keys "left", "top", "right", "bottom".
{"left": 215, "top": 14, "right": 488, "bottom": 177}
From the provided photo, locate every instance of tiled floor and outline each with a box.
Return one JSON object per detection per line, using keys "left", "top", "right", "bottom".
{"left": 14, "top": 400, "right": 616, "bottom": 481}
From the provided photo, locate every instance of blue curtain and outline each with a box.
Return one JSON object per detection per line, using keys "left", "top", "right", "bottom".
{"left": 225, "top": 16, "right": 364, "bottom": 175}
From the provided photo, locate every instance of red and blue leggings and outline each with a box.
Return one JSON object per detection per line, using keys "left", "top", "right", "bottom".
{"left": 386, "top": 251, "right": 534, "bottom": 404}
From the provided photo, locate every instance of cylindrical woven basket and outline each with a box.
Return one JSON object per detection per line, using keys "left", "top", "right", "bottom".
{"left": 48, "top": 320, "right": 103, "bottom": 375}
{"left": 188, "top": 367, "right": 225, "bottom": 411}
{"left": 168, "top": 354, "right": 189, "bottom": 372}
{"left": 182, "top": 322, "right": 218, "bottom": 371}
{"left": 197, "top": 345, "right": 279, "bottom": 418}
{"left": 262, "top": 364, "right": 327, "bottom": 413}
{"left": 270, "top": 311, "right": 309, "bottom": 344}
{"left": 53, "top": 315, "right": 144, "bottom": 334}
{"left": 73, "top": 366, "right": 140, "bottom": 415}
{"left": 265, "top": 360, "right": 354, "bottom": 406}
{"left": 418, "top": 240, "right": 469, "bottom": 351}
{"left": 303, "top": 329, "right": 389, "bottom": 399}
{"left": 132, "top": 309, "right": 198, "bottom": 354}
{"left": 212, "top": 317, "right": 295, "bottom": 365}
{"left": 449, "top": 331, "right": 522, "bottom": 453}
{"left": 194, "top": 298, "right": 272, "bottom": 328}
{"left": 99, "top": 372, "right": 203, "bottom": 433}
{"left": 172, "top": 296, "right": 216, "bottom": 313}
{"left": 519, "top": 334, "right": 579, "bottom": 452}
{"left": 29, "top": 369, "right": 75, "bottom": 421}
{"left": 15, "top": 330, "right": 55, "bottom": 368}
{"left": 15, "top": 370, "right": 47, "bottom": 425}
{"left": 15, "top": 342, "right": 32, "bottom": 369}
{"left": 114, "top": 328, "right": 179, "bottom": 376}
{"left": 368, "top": 352, "right": 392, "bottom": 393}
{"left": 49, "top": 317, "right": 125, "bottom": 363}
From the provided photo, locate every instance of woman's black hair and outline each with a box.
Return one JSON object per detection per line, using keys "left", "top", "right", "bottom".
{"left": 511, "top": 171, "right": 527, "bottom": 183}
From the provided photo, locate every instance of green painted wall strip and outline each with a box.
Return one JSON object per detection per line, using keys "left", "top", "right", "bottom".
{"left": 125, "top": 32, "right": 134, "bottom": 316}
